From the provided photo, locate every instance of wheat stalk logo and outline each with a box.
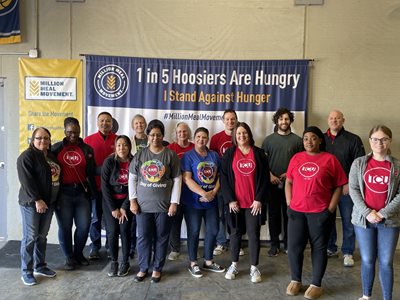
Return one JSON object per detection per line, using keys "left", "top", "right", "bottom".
{"left": 107, "top": 75, "right": 116, "bottom": 90}
{"left": 30, "top": 80, "right": 39, "bottom": 96}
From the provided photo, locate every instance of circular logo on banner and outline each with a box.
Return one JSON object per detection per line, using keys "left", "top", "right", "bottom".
{"left": 63, "top": 151, "right": 82, "bottom": 167}
{"left": 94, "top": 64, "right": 129, "bottom": 101}
{"left": 140, "top": 160, "right": 165, "bottom": 183}
{"left": 298, "top": 162, "right": 319, "bottom": 178}
{"left": 236, "top": 158, "right": 255, "bottom": 175}
{"left": 197, "top": 162, "right": 216, "bottom": 184}
{"left": 363, "top": 167, "right": 390, "bottom": 194}
{"left": 0, "top": 0, "right": 18, "bottom": 16}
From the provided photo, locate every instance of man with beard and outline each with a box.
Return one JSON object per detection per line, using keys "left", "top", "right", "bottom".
{"left": 261, "top": 108, "right": 303, "bottom": 256}
{"left": 84, "top": 112, "right": 117, "bottom": 259}
{"left": 324, "top": 110, "right": 364, "bottom": 267}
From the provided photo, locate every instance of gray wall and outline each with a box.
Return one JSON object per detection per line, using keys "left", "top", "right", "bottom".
{"left": 1, "top": 0, "right": 400, "bottom": 241}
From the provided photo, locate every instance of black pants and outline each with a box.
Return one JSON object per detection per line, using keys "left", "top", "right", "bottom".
{"left": 228, "top": 208, "right": 261, "bottom": 266}
{"left": 103, "top": 202, "right": 132, "bottom": 263}
{"left": 268, "top": 184, "right": 288, "bottom": 248}
{"left": 168, "top": 204, "right": 183, "bottom": 252}
{"left": 287, "top": 208, "right": 335, "bottom": 286}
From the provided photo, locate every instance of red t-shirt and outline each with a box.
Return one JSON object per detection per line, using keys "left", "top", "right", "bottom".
{"left": 84, "top": 131, "right": 117, "bottom": 190}
{"left": 363, "top": 158, "right": 391, "bottom": 211}
{"left": 167, "top": 142, "right": 194, "bottom": 159}
{"left": 57, "top": 144, "right": 87, "bottom": 185}
{"left": 210, "top": 131, "right": 233, "bottom": 158}
{"left": 286, "top": 151, "right": 347, "bottom": 213}
{"left": 232, "top": 148, "right": 256, "bottom": 208}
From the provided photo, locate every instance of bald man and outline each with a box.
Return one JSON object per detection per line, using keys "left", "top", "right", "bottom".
{"left": 324, "top": 110, "right": 365, "bottom": 267}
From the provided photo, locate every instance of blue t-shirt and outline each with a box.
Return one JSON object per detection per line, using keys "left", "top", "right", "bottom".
{"left": 181, "top": 148, "right": 220, "bottom": 209}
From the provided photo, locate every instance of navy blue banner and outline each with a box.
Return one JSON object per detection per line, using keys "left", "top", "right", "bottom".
{"left": 0, "top": 0, "right": 21, "bottom": 44}
{"left": 86, "top": 55, "right": 309, "bottom": 112}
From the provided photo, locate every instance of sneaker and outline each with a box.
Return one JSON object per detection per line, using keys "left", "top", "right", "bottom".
{"left": 286, "top": 281, "right": 302, "bottom": 296}
{"left": 239, "top": 248, "right": 245, "bottom": 256}
{"left": 327, "top": 249, "right": 338, "bottom": 257}
{"left": 64, "top": 257, "right": 76, "bottom": 271}
{"left": 225, "top": 264, "right": 239, "bottom": 280}
{"left": 202, "top": 262, "right": 225, "bottom": 273}
{"left": 213, "top": 245, "right": 228, "bottom": 256}
{"left": 188, "top": 264, "right": 203, "bottom": 278}
{"left": 250, "top": 266, "right": 262, "bottom": 283}
{"left": 34, "top": 267, "right": 56, "bottom": 278}
{"left": 168, "top": 251, "right": 180, "bottom": 261}
{"left": 107, "top": 261, "right": 118, "bottom": 277}
{"left": 89, "top": 248, "right": 100, "bottom": 260}
{"left": 21, "top": 273, "right": 37, "bottom": 286}
{"left": 118, "top": 262, "right": 130, "bottom": 277}
{"left": 304, "top": 285, "right": 323, "bottom": 300}
{"left": 343, "top": 254, "right": 354, "bottom": 267}
{"left": 267, "top": 246, "right": 280, "bottom": 257}
{"left": 75, "top": 254, "right": 89, "bottom": 266}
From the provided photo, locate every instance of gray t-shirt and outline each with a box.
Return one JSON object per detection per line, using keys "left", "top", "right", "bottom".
{"left": 261, "top": 132, "right": 303, "bottom": 176}
{"left": 130, "top": 147, "right": 180, "bottom": 213}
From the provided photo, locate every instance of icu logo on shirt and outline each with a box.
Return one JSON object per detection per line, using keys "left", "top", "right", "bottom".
{"left": 63, "top": 151, "right": 82, "bottom": 166}
{"left": 140, "top": 159, "right": 165, "bottom": 183}
{"left": 236, "top": 158, "right": 255, "bottom": 175}
{"left": 118, "top": 168, "right": 129, "bottom": 185}
{"left": 299, "top": 162, "right": 319, "bottom": 178}
{"left": 197, "top": 162, "right": 216, "bottom": 184}
{"left": 364, "top": 167, "right": 390, "bottom": 193}
{"left": 94, "top": 64, "right": 129, "bottom": 101}
{"left": 219, "top": 141, "right": 233, "bottom": 156}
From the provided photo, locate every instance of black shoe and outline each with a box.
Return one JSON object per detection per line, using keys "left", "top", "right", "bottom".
{"left": 75, "top": 254, "right": 89, "bottom": 266}
{"left": 267, "top": 246, "right": 280, "bottom": 257}
{"left": 89, "top": 248, "right": 100, "bottom": 260}
{"left": 134, "top": 273, "right": 146, "bottom": 282}
{"left": 118, "top": 263, "right": 130, "bottom": 277}
{"left": 150, "top": 275, "right": 161, "bottom": 283}
{"left": 64, "top": 257, "right": 76, "bottom": 271}
{"left": 107, "top": 261, "right": 118, "bottom": 277}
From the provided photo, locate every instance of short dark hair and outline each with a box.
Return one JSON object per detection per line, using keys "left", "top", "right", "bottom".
{"left": 232, "top": 122, "right": 255, "bottom": 147}
{"left": 146, "top": 119, "right": 165, "bottom": 136}
{"left": 194, "top": 127, "right": 209, "bottom": 138}
{"left": 222, "top": 109, "right": 238, "bottom": 120}
{"left": 64, "top": 117, "right": 80, "bottom": 129}
{"left": 98, "top": 111, "right": 112, "bottom": 119}
{"left": 272, "top": 107, "right": 294, "bottom": 125}
{"left": 303, "top": 126, "right": 326, "bottom": 152}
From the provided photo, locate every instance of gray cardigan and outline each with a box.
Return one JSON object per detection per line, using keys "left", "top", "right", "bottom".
{"left": 349, "top": 152, "right": 400, "bottom": 228}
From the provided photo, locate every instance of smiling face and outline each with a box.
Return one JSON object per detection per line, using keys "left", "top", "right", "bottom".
{"left": 133, "top": 116, "right": 146, "bottom": 134}
{"left": 327, "top": 111, "right": 345, "bottom": 134}
{"left": 277, "top": 113, "right": 292, "bottom": 133}
{"left": 65, "top": 124, "right": 80, "bottom": 144}
{"left": 148, "top": 128, "right": 163, "bottom": 148}
{"left": 176, "top": 123, "right": 190, "bottom": 145}
{"left": 235, "top": 126, "right": 250, "bottom": 147}
{"left": 115, "top": 137, "right": 130, "bottom": 160}
{"left": 303, "top": 132, "right": 321, "bottom": 154}
{"left": 33, "top": 128, "right": 51, "bottom": 152}
{"left": 97, "top": 113, "right": 113, "bottom": 135}
{"left": 369, "top": 130, "right": 391, "bottom": 157}
{"left": 194, "top": 130, "right": 209, "bottom": 150}
{"left": 223, "top": 112, "right": 237, "bottom": 132}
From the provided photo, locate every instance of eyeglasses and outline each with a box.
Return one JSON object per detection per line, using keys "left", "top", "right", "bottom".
{"left": 34, "top": 137, "right": 50, "bottom": 141}
{"left": 148, "top": 133, "right": 163, "bottom": 138}
{"left": 370, "top": 137, "right": 391, "bottom": 144}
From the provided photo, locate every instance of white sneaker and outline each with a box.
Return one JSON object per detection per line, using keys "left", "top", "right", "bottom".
{"left": 225, "top": 264, "right": 239, "bottom": 280}
{"left": 213, "top": 245, "right": 228, "bottom": 256}
{"left": 168, "top": 251, "right": 180, "bottom": 261}
{"left": 250, "top": 266, "right": 262, "bottom": 283}
{"left": 239, "top": 248, "right": 245, "bottom": 256}
{"left": 344, "top": 254, "right": 354, "bottom": 267}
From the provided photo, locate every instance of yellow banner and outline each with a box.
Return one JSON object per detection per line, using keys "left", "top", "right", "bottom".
{"left": 19, "top": 58, "right": 82, "bottom": 152}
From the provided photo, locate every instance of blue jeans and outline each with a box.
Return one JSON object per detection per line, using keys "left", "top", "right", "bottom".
{"left": 89, "top": 191, "right": 104, "bottom": 250}
{"left": 328, "top": 194, "right": 355, "bottom": 254}
{"left": 20, "top": 205, "right": 54, "bottom": 275}
{"left": 136, "top": 212, "right": 172, "bottom": 273}
{"left": 55, "top": 189, "right": 91, "bottom": 258}
{"left": 215, "top": 192, "right": 227, "bottom": 247}
{"left": 354, "top": 223, "right": 399, "bottom": 300}
{"left": 183, "top": 205, "right": 218, "bottom": 262}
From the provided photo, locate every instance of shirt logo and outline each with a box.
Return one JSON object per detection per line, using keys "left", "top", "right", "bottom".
{"left": 197, "top": 162, "right": 216, "bottom": 184}
{"left": 236, "top": 158, "right": 255, "bottom": 175}
{"left": 298, "top": 162, "right": 319, "bottom": 178}
{"left": 140, "top": 159, "right": 165, "bottom": 183}
{"left": 219, "top": 141, "right": 233, "bottom": 156}
{"left": 118, "top": 168, "right": 129, "bottom": 185}
{"left": 364, "top": 167, "right": 390, "bottom": 194}
{"left": 63, "top": 151, "right": 82, "bottom": 166}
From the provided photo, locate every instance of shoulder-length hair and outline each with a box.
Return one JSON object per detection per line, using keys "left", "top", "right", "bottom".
{"left": 114, "top": 135, "right": 133, "bottom": 160}
{"left": 232, "top": 122, "right": 255, "bottom": 147}
{"left": 30, "top": 127, "right": 52, "bottom": 150}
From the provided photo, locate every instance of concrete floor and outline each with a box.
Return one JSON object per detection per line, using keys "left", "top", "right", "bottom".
{"left": 0, "top": 240, "right": 399, "bottom": 300}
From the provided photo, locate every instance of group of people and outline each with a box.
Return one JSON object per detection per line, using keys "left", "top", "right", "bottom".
{"left": 17, "top": 108, "right": 400, "bottom": 300}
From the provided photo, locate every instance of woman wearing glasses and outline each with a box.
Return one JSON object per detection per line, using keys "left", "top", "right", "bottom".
{"left": 349, "top": 125, "right": 400, "bottom": 300}
{"left": 17, "top": 127, "right": 61, "bottom": 286}
{"left": 52, "top": 117, "right": 96, "bottom": 270}
{"left": 129, "top": 119, "right": 181, "bottom": 283}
